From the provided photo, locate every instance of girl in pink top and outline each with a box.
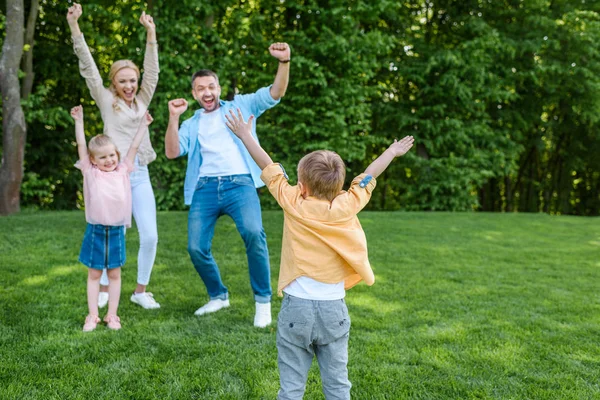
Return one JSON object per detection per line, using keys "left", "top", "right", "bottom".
{"left": 71, "top": 105, "right": 154, "bottom": 332}
{"left": 67, "top": 2, "right": 161, "bottom": 310}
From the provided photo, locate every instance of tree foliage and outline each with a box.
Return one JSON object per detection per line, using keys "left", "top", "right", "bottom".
{"left": 1, "top": 0, "right": 599, "bottom": 214}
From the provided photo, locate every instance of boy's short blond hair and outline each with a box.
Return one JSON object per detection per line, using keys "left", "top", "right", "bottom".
{"left": 297, "top": 150, "right": 346, "bottom": 201}
{"left": 88, "top": 135, "right": 120, "bottom": 161}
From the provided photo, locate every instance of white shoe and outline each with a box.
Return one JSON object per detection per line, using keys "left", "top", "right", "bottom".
{"left": 130, "top": 292, "right": 161, "bottom": 309}
{"left": 98, "top": 292, "right": 109, "bottom": 309}
{"left": 254, "top": 302, "right": 272, "bottom": 328}
{"left": 194, "top": 299, "right": 230, "bottom": 316}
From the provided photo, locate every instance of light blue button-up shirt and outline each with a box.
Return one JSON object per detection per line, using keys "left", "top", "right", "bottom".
{"left": 177, "top": 86, "right": 280, "bottom": 205}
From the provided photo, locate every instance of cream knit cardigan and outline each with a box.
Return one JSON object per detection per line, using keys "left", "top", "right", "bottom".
{"left": 72, "top": 34, "right": 159, "bottom": 166}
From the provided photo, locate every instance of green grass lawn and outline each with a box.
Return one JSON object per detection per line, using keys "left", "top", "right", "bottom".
{"left": 1, "top": 211, "right": 599, "bottom": 399}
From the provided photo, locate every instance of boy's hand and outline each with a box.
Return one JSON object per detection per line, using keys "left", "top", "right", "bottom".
{"left": 225, "top": 108, "right": 254, "bottom": 139}
{"left": 364, "top": 135, "right": 415, "bottom": 178}
{"left": 141, "top": 111, "right": 153, "bottom": 126}
{"left": 225, "top": 108, "right": 271, "bottom": 169}
{"left": 70, "top": 105, "right": 84, "bottom": 122}
{"left": 66, "top": 2, "right": 82, "bottom": 24}
{"left": 139, "top": 11, "right": 155, "bottom": 32}
{"left": 388, "top": 136, "right": 414, "bottom": 157}
{"left": 269, "top": 42, "right": 291, "bottom": 62}
{"left": 168, "top": 99, "right": 188, "bottom": 117}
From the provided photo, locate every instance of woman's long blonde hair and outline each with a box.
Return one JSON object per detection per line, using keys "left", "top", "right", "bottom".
{"left": 108, "top": 60, "right": 140, "bottom": 108}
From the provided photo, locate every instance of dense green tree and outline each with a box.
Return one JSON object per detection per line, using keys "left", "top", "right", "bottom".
{"left": 1, "top": 0, "right": 598, "bottom": 214}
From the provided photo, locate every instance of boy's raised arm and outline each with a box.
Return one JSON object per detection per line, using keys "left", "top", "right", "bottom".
{"left": 70, "top": 105, "right": 89, "bottom": 164}
{"left": 225, "top": 108, "right": 273, "bottom": 170}
{"left": 126, "top": 111, "right": 153, "bottom": 164}
{"left": 364, "top": 136, "right": 415, "bottom": 178}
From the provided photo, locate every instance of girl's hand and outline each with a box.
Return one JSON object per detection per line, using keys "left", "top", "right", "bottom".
{"left": 66, "top": 3, "right": 82, "bottom": 24}
{"left": 139, "top": 11, "right": 155, "bottom": 31}
{"left": 70, "top": 105, "right": 84, "bottom": 121}
{"left": 225, "top": 108, "right": 254, "bottom": 139}
{"left": 141, "top": 111, "right": 154, "bottom": 126}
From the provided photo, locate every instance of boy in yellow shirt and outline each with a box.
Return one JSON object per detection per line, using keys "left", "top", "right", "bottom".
{"left": 226, "top": 109, "right": 414, "bottom": 399}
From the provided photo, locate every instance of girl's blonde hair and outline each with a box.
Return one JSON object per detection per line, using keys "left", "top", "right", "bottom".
{"left": 108, "top": 60, "right": 140, "bottom": 107}
{"left": 297, "top": 150, "right": 346, "bottom": 202}
{"left": 88, "top": 135, "right": 120, "bottom": 161}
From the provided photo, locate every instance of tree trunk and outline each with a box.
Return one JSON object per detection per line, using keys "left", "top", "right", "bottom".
{"left": 416, "top": 143, "right": 430, "bottom": 160}
{"left": 0, "top": 0, "right": 26, "bottom": 215}
{"left": 504, "top": 175, "right": 512, "bottom": 211}
{"left": 380, "top": 181, "right": 387, "bottom": 210}
{"left": 479, "top": 185, "right": 487, "bottom": 211}
{"left": 489, "top": 178, "right": 497, "bottom": 211}
{"left": 21, "top": 0, "right": 40, "bottom": 99}
{"left": 227, "top": 76, "right": 237, "bottom": 101}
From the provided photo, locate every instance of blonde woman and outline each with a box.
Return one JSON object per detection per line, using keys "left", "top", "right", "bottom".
{"left": 67, "top": 3, "right": 161, "bottom": 309}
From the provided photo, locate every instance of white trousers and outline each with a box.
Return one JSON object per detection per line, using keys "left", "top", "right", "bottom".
{"left": 100, "top": 164, "right": 158, "bottom": 286}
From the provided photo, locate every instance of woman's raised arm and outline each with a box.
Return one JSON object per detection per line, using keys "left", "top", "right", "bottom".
{"left": 66, "top": 3, "right": 112, "bottom": 107}
{"left": 137, "top": 11, "right": 160, "bottom": 106}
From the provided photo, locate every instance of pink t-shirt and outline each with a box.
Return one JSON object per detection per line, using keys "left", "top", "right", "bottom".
{"left": 76, "top": 158, "right": 135, "bottom": 227}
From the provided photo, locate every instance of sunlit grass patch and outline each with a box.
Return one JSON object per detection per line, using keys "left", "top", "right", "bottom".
{"left": 0, "top": 211, "right": 599, "bottom": 399}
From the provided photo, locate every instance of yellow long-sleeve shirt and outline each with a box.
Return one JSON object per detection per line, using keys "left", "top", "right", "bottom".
{"left": 260, "top": 163, "right": 377, "bottom": 296}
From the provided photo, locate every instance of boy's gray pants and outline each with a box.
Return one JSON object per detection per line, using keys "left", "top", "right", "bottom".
{"left": 277, "top": 293, "right": 352, "bottom": 400}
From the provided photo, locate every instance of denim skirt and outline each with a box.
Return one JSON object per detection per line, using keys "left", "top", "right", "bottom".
{"left": 79, "top": 223, "right": 126, "bottom": 269}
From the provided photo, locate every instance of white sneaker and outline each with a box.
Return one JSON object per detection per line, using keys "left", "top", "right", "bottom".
{"left": 98, "top": 292, "right": 109, "bottom": 309}
{"left": 194, "top": 299, "right": 230, "bottom": 316}
{"left": 254, "top": 302, "right": 272, "bottom": 328}
{"left": 130, "top": 292, "right": 161, "bottom": 309}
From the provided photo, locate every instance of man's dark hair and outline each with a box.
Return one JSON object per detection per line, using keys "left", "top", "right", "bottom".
{"left": 191, "top": 69, "right": 219, "bottom": 87}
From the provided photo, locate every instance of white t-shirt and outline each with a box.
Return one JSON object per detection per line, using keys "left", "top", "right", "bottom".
{"left": 283, "top": 276, "right": 345, "bottom": 300}
{"left": 197, "top": 110, "right": 250, "bottom": 177}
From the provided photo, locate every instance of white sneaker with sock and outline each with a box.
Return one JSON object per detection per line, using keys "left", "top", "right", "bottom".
{"left": 130, "top": 292, "right": 161, "bottom": 309}
{"left": 254, "top": 302, "right": 272, "bottom": 328}
{"left": 98, "top": 292, "right": 109, "bottom": 309}
{"left": 194, "top": 299, "right": 230, "bottom": 316}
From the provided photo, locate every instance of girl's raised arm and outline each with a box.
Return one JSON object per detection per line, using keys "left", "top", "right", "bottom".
{"left": 71, "top": 105, "right": 89, "bottom": 165}
{"left": 126, "top": 112, "right": 154, "bottom": 164}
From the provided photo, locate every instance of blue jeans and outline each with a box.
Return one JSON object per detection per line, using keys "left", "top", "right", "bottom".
{"left": 187, "top": 174, "right": 272, "bottom": 303}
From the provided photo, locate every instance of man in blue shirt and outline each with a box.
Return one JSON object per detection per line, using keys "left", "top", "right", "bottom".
{"left": 165, "top": 42, "right": 290, "bottom": 327}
